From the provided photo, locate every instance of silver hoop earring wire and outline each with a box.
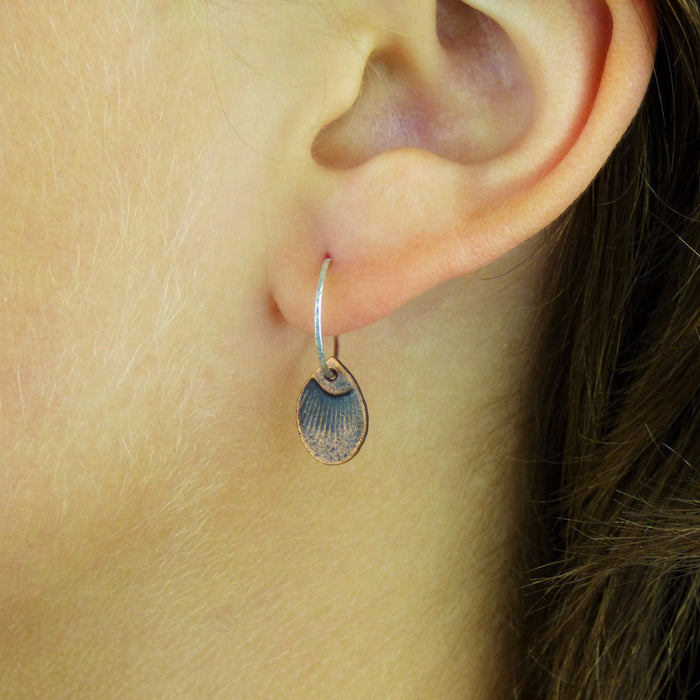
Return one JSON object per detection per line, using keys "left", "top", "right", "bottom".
{"left": 315, "top": 257, "right": 337, "bottom": 380}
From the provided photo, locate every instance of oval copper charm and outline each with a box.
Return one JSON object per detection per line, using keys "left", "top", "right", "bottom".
{"left": 296, "top": 357, "right": 368, "bottom": 465}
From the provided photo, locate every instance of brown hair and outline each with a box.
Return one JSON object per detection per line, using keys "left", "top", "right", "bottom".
{"left": 520, "top": 0, "right": 700, "bottom": 697}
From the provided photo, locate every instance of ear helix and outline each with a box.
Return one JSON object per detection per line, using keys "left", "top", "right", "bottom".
{"left": 296, "top": 258, "right": 368, "bottom": 465}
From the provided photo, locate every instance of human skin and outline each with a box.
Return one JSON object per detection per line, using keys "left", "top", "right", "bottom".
{"left": 0, "top": 1, "right": 653, "bottom": 697}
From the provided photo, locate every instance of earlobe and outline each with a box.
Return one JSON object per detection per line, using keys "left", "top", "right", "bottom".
{"left": 268, "top": 0, "right": 656, "bottom": 336}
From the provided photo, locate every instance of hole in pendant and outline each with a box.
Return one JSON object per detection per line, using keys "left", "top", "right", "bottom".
{"left": 325, "top": 369, "right": 338, "bottom": 381}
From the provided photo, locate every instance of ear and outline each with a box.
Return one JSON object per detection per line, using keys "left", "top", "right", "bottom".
{"left": 268, "top": 0, "right": 657, "bottom": 335}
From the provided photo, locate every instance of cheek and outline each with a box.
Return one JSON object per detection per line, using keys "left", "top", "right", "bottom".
{"left": 0, "top": 1, "right": 281, "bottom": 584}
{"left": 0, "top": 0, "right": 346, "bottom": 590}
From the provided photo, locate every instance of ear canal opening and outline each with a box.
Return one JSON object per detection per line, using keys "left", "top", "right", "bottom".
{"left": 311, "top": 2, "right": 534, "bottom": 170}
{"left": 436, "top": 0, "right": 482, "bottom": 47}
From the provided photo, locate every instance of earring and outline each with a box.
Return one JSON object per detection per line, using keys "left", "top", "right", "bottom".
{"left": 296, "top": 258, "right": 368, "bottom": 465}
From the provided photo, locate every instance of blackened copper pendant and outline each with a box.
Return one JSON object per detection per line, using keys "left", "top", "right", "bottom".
{"left": 296, "top": 356, "right": 368, "bottom": 465}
